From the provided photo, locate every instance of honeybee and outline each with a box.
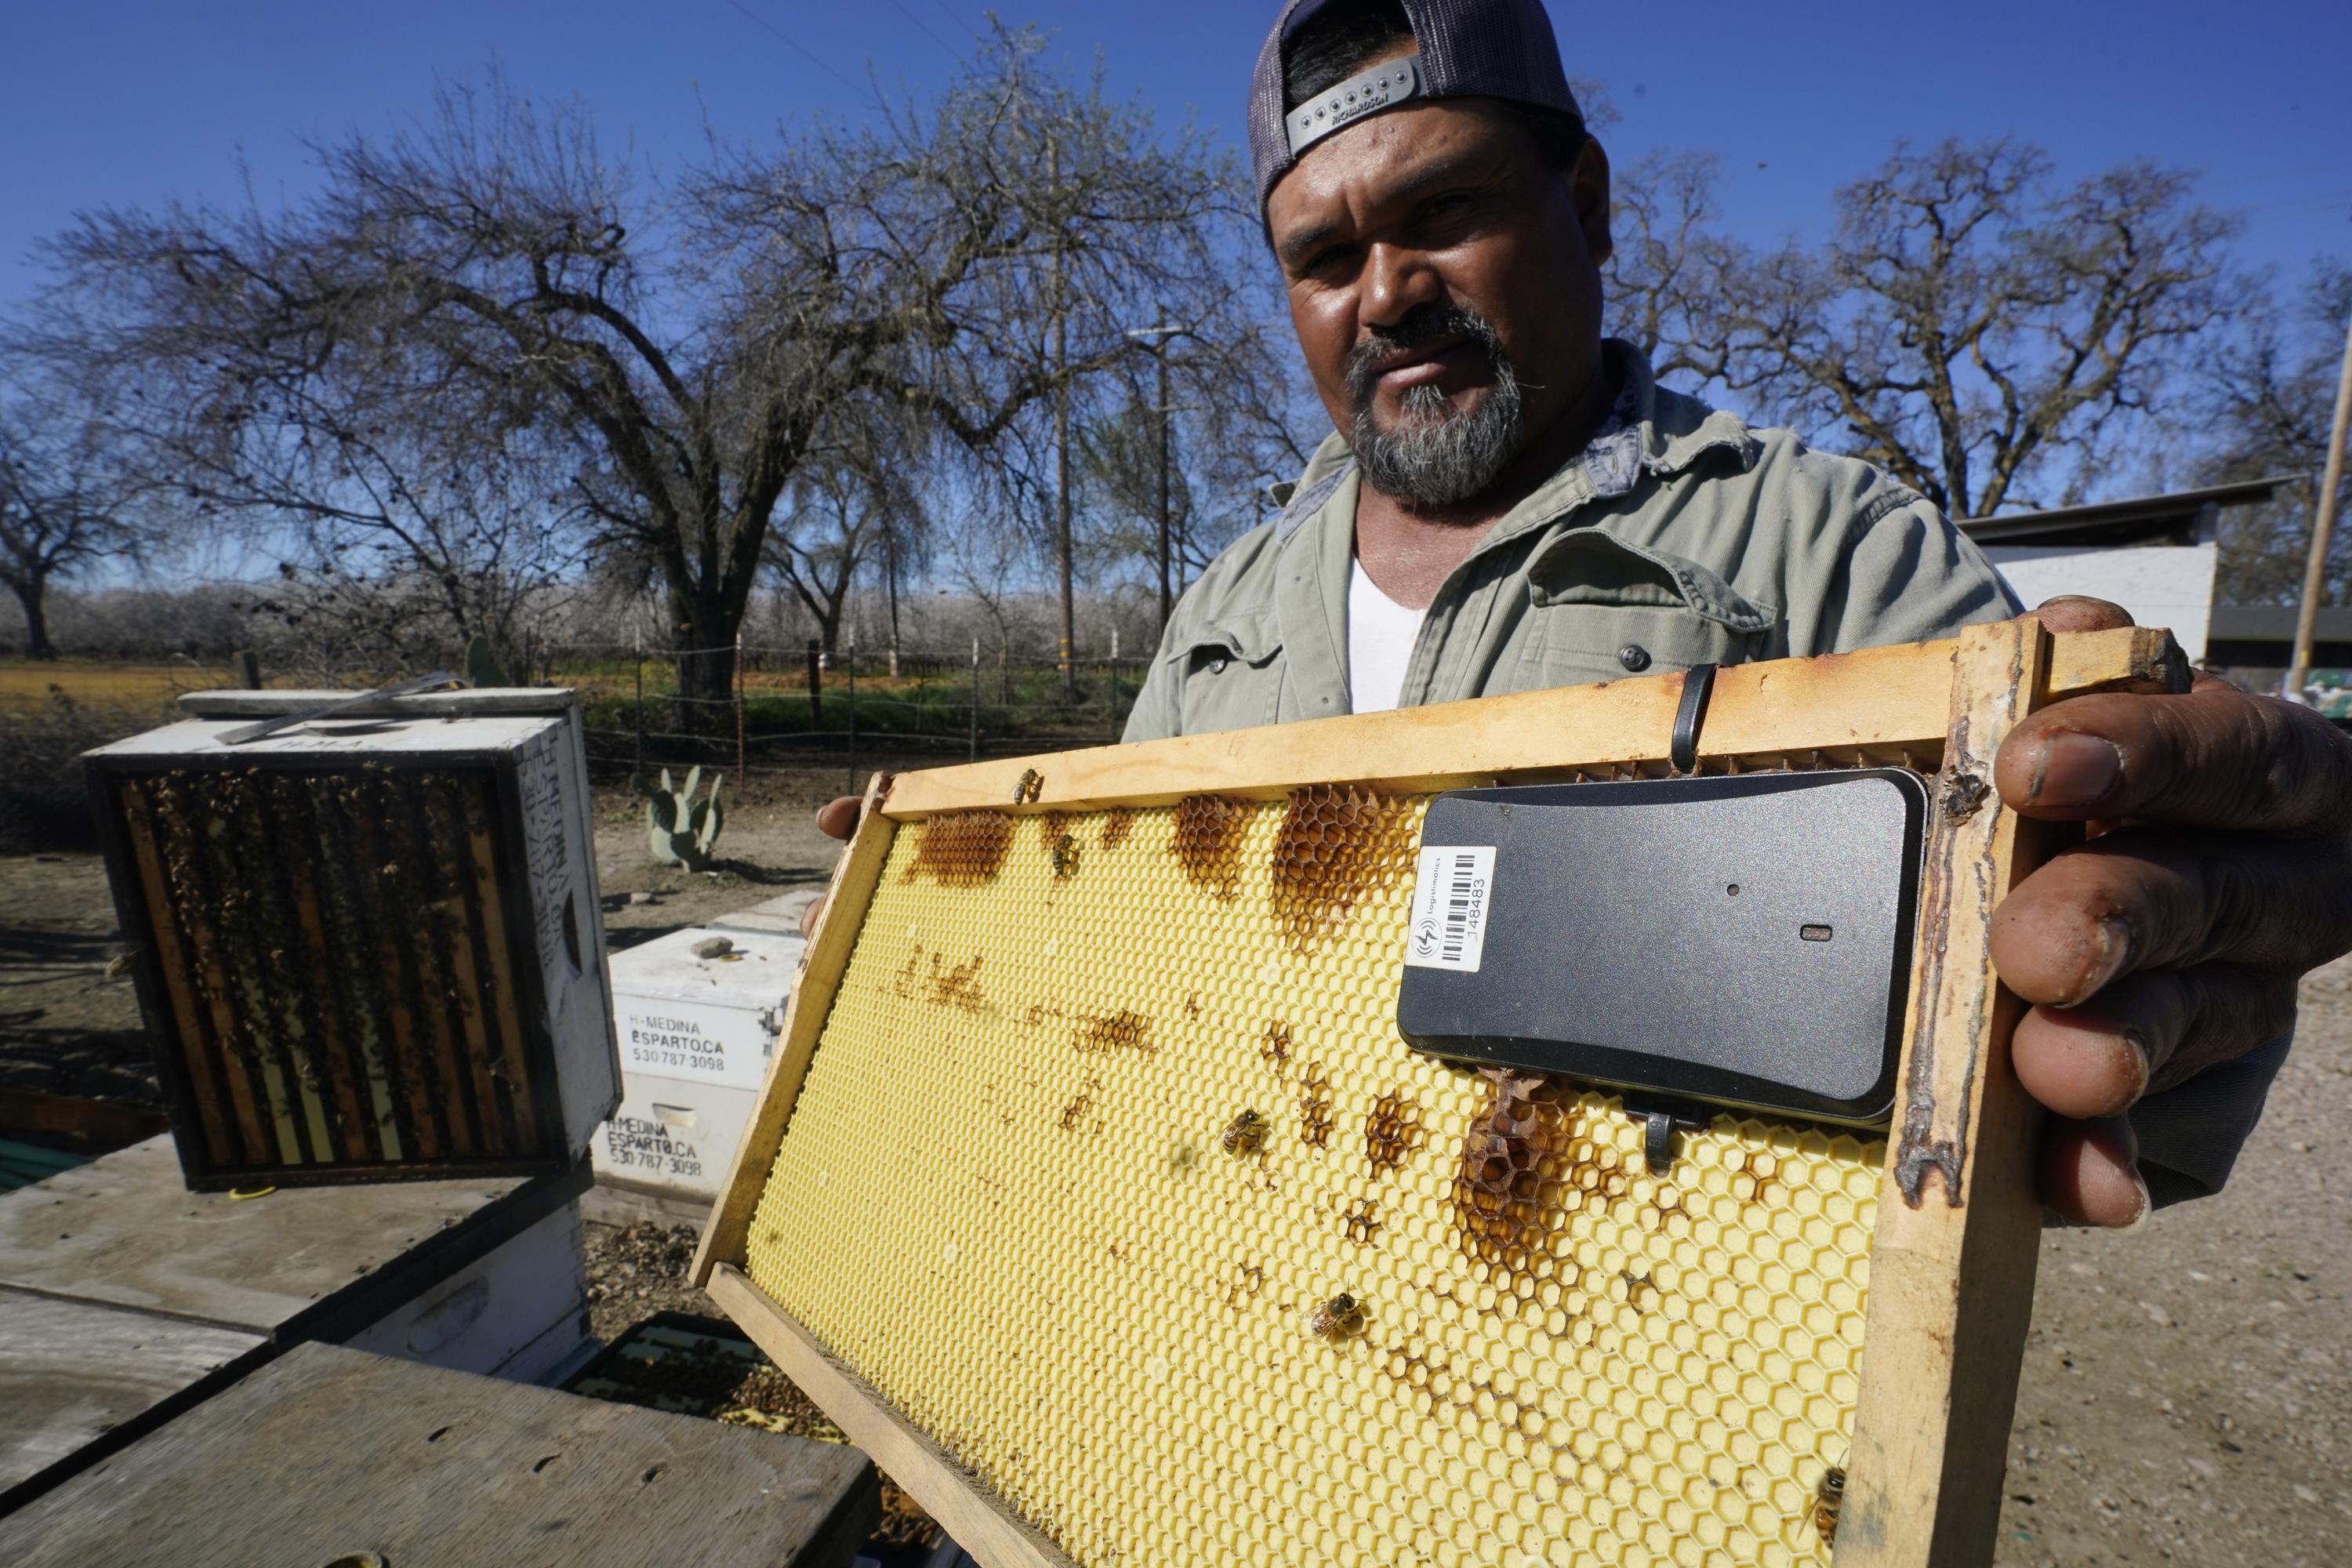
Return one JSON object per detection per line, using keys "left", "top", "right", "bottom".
{"left": 1310, "top": 1294, "right": 1365, "bottom": 1341}
{"left": 1049, "top": 831, "right": 1081, "bottom": 878}
{"left": 1812, "top": 1464, "right": 1846, "bottom": 1545}
{"left": 1220, "top": 1109, "right": 1267, "bottom": 1156}
{"left": 1012, "top": 768, "right": 1044, "bottom": 804}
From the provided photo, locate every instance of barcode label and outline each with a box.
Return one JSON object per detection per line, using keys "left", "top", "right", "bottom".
{"left": 1403, "top": 846, "right": 1497, "bottom": 972}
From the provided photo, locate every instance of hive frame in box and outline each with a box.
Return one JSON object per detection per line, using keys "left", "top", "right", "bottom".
{"left": 85, "top": 688, "right": 617, "bottom": 1190}
{"left": 693, "top": 622, "right": 2188, "bottom": 1568}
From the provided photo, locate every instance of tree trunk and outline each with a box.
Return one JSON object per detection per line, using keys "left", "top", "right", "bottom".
{"left": 669, "top": 585, "right": 740, "bottom": 732}
{"left": 9, "top": 575, "right": 57, "bottom": 662}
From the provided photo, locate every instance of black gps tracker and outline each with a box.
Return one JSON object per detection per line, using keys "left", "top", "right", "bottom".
{"left": 1396, "top": 769, "right": 1928, "bottom": 1128}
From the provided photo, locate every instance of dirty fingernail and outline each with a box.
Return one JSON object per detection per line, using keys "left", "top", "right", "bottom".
{"left": 2073, "top": 916, "right": 2134, "bottom": 1003}
{"left": 2030, "top": 732, "right": 2124, "bottom": 808}
{"left": 2118, "top": 1025, "right": 2153, "bottom": 1104}
{"left": 2117, "top": 1168, "right": 2154, "bottom": 1232}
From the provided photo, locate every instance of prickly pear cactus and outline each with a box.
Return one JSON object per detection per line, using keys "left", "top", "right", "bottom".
{"left": 646, "top": 765, "right": 725, "bottom": 871}
{"left": 463, "top": 635, "right": 511, "bottom": 688}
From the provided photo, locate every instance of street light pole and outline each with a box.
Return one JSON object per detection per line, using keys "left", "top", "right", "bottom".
{"left": 1154, "top": 328, "right": 1172, "bottom": 633}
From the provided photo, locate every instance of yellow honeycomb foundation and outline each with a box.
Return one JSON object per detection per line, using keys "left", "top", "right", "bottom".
{"left": 748, "top": 790, "right": 1881, "bottom": 1568}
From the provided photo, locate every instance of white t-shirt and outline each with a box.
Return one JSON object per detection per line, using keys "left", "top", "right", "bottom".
{"left": 1347, "top": 557, "right": 1427, "bottom": 714}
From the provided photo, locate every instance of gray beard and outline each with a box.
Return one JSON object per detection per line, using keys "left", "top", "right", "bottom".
{"left": 1348, "top": 361, "right": 1525, "bottom": 509}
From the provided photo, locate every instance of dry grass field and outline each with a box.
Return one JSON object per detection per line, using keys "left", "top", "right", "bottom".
{"left": 0, "top": 657, "right": 236, "bottom": 714}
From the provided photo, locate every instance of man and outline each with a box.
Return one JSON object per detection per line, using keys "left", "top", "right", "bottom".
{"left": 818, "top": 0, "right": 2352, "bottom": 1229}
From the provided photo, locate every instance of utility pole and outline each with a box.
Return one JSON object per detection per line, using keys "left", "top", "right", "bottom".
{"left": 883, "top": 516, "right": 902, "bottom": 679}
{"left": 2287, "top": 303, "right": 2352, "bottom": 700}
{"left": 1125, "top": 320, "right": 1183, "bottom": 641}
{"left": 1050, "top": 135, "right": 1077, "bottom": 704}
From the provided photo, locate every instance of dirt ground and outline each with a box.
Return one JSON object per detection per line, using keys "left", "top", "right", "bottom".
{"left": 1, "top": 766, "right": 2344, "bottom": 1566}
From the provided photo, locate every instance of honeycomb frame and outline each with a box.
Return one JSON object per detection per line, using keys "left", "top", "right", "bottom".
{"left": 698, "top": 623, "right": 2190, "bottom": 1568}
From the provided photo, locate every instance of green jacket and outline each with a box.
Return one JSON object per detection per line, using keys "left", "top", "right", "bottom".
{"left": 1125, "top": 341, "right": 2019, "bottom": 743}
{"left": 1123, "top": 341, "right": 2281, "bottom": 1207}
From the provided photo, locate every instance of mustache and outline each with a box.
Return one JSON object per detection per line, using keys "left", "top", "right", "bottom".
{"left": 1341, "top": 306, "right": 1508, "bottom": 405}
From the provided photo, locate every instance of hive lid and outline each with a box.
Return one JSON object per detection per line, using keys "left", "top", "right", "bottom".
{"left": 176, "top": 687, "right": 578, "bottom": 717}
{"left": 85, "top": 712, "right": 567, "bottom": 760}
{"left": 606, "top": 927, "right": 806, "bottom": 1011}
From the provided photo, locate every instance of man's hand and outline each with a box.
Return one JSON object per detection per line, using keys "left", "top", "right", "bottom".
{"left": 1993, "top": 597, "right": 2352, "bottom": 1226}
{"left": 797, "top": 795, "right": 866, "bottom": 937}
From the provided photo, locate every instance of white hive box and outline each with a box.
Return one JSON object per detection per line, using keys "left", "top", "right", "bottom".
{"left": 343, "top": 1197, "right": 590, "bottom": 1384}
{"left": 596, "top": 925, "right": 805, "bottom": 1203}
{"left": 84, "top": 688, "right": 620, "bottom": 1189}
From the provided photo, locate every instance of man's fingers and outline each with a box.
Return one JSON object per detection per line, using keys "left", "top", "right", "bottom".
{"left": 2027, "top": 595, "right": 2133, "bottom": 635}
{"left": 1995, "top": 684, "right": 2352, "bottom": 834}
{"left": 1989, "top": 828, "right": 2352, "bottom": 1004}
{"left": 2009, "top": 964, "right": 2299, "bottom": 1119}
{"left": 800, "top": 794, "right": 864, "bottom": 935}
{"left": 815, "top": 795, "right": 862, "bottom": 840}
{"left": 2038, "top": 1115, "right": 2149, "bottom": 1228}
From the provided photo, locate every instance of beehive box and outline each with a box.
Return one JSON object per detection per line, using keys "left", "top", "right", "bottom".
{"left": 694, "top": 623, "right": 2188, "bottom": 1568}
{"left": 596, "top": 925, "right": 808, "bottom": 1203}
{"left": 85, "top": 688, "right": 619, "bottom": 1190}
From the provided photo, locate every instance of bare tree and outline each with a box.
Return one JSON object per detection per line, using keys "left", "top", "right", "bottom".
{"left": 1601, "top": 149, "right": 1730, "bottom": 386}
{"left": 119, "top": 333, "right": 573, "bottom": 673}
{"left": 0, "top": 378, "right": 151, "bottom": 659}
{"left": 764, "top": 419, "right": 927, "bottom": 657}
{"left": 2203, "top": 260, "right": 2352, "bottom": 605}
{"left": 34, "top": 31, "right": 1248, "bottom": 720}
{"left": 1655, "top": 140, "right": 2238, "bottom": 517}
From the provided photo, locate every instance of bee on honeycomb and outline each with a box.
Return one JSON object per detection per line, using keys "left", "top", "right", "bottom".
{"left": 1040, "top": 813, "right": 1083, "bottom": 879}
{"left": 1813, "top": 1464, "right": 1846, "bottom": 1544}
{"left": 1308, "top": 1293, "right": 1365, "bottom": 1341}
{"left": 1220, "top": 1109, "right": 1267, "bottom": 1156}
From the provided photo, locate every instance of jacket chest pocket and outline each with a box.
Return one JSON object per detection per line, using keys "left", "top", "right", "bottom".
{"left": 1175, "top": 611, "right": 1284, "bottom": 735}
{"left": 1512, "top": 529, "right": 1778, "bottom": 689}
{"left": 1517, "top": 599, "right": 1763, "bottom": 687}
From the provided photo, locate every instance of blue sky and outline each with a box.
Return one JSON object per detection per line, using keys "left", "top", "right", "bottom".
{"left": 5, "top": 0, "right": 2347, "bottom": 321}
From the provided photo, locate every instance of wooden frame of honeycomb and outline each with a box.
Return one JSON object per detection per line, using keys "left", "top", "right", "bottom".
{"left": 694, "top": 622, "right": 2187, "bottom": 1568}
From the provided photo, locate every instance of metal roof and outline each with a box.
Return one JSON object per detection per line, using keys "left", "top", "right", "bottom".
{"left": 1956, "top": 475, "right": 2296, "bottom": 547}
{"left": 2207, "top": 604, "right": 2352, "bottom": 644}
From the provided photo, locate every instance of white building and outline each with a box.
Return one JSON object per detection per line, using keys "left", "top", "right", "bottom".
{"left": 1958, "top": 476, "right": 2288, "bottom": 670}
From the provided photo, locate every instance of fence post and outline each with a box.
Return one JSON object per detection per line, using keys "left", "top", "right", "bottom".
{"left": 234, "top": 649, "right": 261, "bottom": 691}
{"left": 733, "top": 633, "right": 746, "bottom": 785}
{"left": 804, "top": 638, "right": 822, "bottom": 729}
{"left": 632, "top": 630, "right": 644, "bottom": 779}
{"left": 845, "top": 638, "right": 858, "bottom": 799}
{"left": 969, "top": 637, "right": 981, "bottom": 760}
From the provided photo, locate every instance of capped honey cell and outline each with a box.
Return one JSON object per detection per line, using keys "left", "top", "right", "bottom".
{"left": 747, "top": 794, "right": 1880, "bottom": 1568}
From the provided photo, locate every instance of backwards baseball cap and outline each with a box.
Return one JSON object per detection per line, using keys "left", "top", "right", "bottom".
{"left": 1247, "top": 0, "right": 1583, "bottom": 214}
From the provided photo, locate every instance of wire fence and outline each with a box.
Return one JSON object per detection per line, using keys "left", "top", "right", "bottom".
{"left": 543, "top": 637, "right": 1146, "bottom": 794}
